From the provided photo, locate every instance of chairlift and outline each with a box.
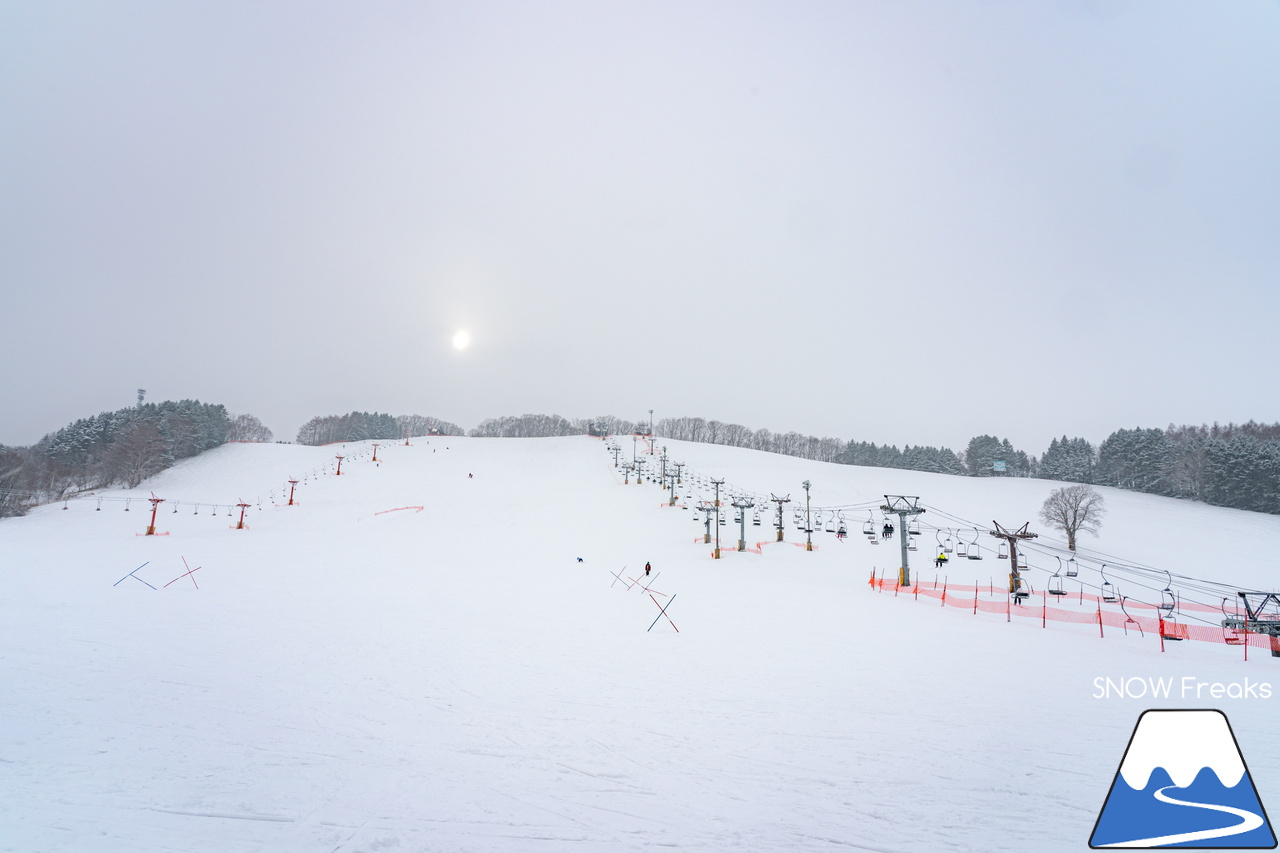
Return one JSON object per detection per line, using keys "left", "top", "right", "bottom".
{"left": 825, "top": 515, "right": 835, "bottom": 533}
{"left": 997, "top": 542, "right": 1009, "bottom": 560}
{"left": 1120, "top": 596, "right": 1143, "bottom": 637}
{"left": 1016, "top": 553, "right": 1027, "bottom": 571}
{"left": 1222, "top": 598, "right": 1245, "bottom": 645}
{"left": 862, "top": 512, "right": 876, "bottom": 538}
{"left": 837, "top": 521, "right": 847, "bottom": 537}
{"left": 907, "top": 537, "right": 918, "bottom": 552}
{"left": 172, "top": 500, "right": 179, "bottom": 513}
{"left": 753, "top": 511, "right": 761, "bottom": 526}
{"left": 1159, "top": 569, "right": 1177, "bottom": 617}
{"left": 1010, "top": 573, "right": 1031, "bottom": 601}
{"left": 1065, "top": 556, "right": 1078, "bottom": 578}
{"left": 966, "top": 529, "right": 983, "bottom": 560}
{"left": 1100, "top": 564, "right": 1118, "bottom": 603}
{"left": 955, "top": 538, "right": 969, "bottom": 559}
{"left": 1049, "top": 557, "right": 1068, "bottom": 596}
{"left": 1160, "top": 613, "right": 1187, "bottom": 641}
{"left": 907, "top": 519, "right": 921, "bottom": 538}
{"left": 936, "top": 528, "right": 953, "bottom": 555}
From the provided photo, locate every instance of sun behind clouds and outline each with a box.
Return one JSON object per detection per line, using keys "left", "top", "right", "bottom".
{"left": 452, "top": 329, "right": 471, "bottom": 350}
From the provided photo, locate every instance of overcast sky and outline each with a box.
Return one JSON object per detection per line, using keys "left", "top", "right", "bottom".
{"left": 4, "top": 1, "right": 1279, "bottom": 454}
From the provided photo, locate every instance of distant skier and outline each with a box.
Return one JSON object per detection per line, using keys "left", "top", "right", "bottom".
{"left": 645, "top": 562, "right": 651, "bottom": 576}
{"left": 468, "top": 473, "right": 473, "bottom": 478}
{"left": 576, "top": 557, "right": 584, "bottom": 563}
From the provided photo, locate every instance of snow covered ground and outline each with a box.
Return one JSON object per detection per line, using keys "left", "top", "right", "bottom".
{"left": 1, "top": 435, "right": 1276, "bottom": 852}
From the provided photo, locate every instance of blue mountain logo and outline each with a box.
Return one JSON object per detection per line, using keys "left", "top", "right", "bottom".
{"left": 1091, "top": 709, "right": 1276, "bottom": 848}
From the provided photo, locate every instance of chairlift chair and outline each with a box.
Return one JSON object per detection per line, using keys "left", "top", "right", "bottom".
{"left": 1049, "top": 558, "right": 1068, "bottom": 596}
{"left": 753, "top": 511, "right": 761, "bottom": 526}
{"left": 1065, "top": 556, "right": 1078, "bottom": 578}
{"left": 965, "top": 530, "right": 983, "bottom": 560}
{"left": 997, "top": 542, "right": 1009, "bottom": 560}
{"left": 1160, "top": 613, "right": 1187, "bottom": 641}
{"left": 1159, "top": 570, "right": 1177, "bottom": 617}
{"left": 1222, "top": 598, "right": 1246, "bottom": 645}
{"left": 907, "top": 537, "right": 918, "bottom": 552}
{"left": 825, "top": 515, "right": 835, "bottom": 533}
{"left": 862, "top": 513, "right": 876, "bottom": 537}
{"left": 936, "top": 528, "right": 953, "bottom": 555}
{"left": 907, "top": 520, "right": 921, "bottom": 538}
{"left": 1010, "top": 573, "right": 1031, "bottom": 601}
{"left": 1100, "top": 564, "right": 1118, "bottom": 603}
{"left": 1120, "top": 596, "right": 1143, "bottom": 637}
{"left": 1016, "top": 553, "right": 1027, "bottom": 571}
{"left": 955, "top": 539, "right": 969, "bottom": 559}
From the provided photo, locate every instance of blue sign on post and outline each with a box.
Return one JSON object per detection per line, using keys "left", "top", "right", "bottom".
{"left": 993, "top": 460, "right": 1007, "bottom": 472}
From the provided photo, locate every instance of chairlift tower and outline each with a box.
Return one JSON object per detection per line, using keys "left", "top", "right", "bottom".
{"left": 1222, "top": 593, "right": 1280, "bottom": 656}
{"left": 803, "top": 480, "right": 814, "bottom": 551}
{"left": 770, "top": 494, "right": 791, "bottom": 542}
{"left": 731, "top": 495, "right": 755, "bottom": 552}
{"left": 659, "top": 447, "right": 668, "bottom": 487}
{"left": 989, "top": 521, "right": 1038, "bottom": 597}
{"left": 880, "top": 496, "right": 926, "bottom": 585}
{"left": 711, "top": 478, "right": 725, "bottom": 559}
{"left": 699, "top": 500, "right": 714, "bottom": 544}
{"left": 673, "top": 462, "right": 685, "bottom": 485}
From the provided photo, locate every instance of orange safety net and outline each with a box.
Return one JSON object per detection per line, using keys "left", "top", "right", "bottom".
{"left": 868, "top": 572, "right": 1279, "bottom": 657}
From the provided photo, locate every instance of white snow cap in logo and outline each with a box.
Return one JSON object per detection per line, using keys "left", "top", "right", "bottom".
{"left": 1119, "top": 710, "right": 1246, "bottom": 790}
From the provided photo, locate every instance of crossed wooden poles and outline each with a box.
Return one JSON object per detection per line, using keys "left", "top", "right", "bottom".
{"left": 609, "top": 567, "right": 679, "bottom": 633}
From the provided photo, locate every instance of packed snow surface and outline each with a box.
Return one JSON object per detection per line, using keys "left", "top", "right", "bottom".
{"left": 1, "top": 436, "right": 1277, "bottom": 852}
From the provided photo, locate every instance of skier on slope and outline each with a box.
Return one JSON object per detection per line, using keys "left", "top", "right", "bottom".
{"left": 645, "top": 562, "right": 651, "bottom": 576}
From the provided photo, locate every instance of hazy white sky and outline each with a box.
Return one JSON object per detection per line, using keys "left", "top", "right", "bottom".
{"left": 4, "top": 1, "right": 1279, "bottom": 453}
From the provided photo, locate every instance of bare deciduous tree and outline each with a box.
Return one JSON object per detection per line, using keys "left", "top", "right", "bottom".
{"left": 227, "top": 413, "right": 274, "bottom": 442}
{"left": 1038, "top": 484, "right": 1106, "bottom": 551}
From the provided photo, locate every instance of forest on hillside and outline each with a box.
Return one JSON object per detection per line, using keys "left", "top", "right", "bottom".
{"left": 6, "top": 406, "right": 1278, "bottom": 518}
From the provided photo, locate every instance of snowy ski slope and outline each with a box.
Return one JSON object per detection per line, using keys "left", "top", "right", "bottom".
{"left": 1, "top": 435, "right": 1276, "bottom": 852}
